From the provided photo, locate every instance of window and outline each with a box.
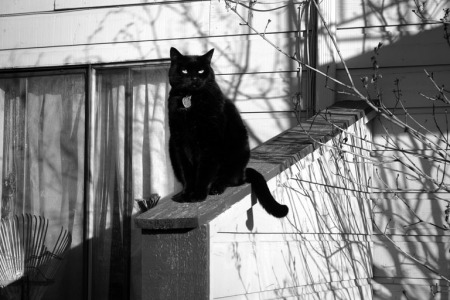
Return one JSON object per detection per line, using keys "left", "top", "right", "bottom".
{"left": 0, "top": 70, "right": 86, "bottom": 299}
{"left": 0, "top": 63, "right": 173, "bottom": 299}
{"left": 90, "top": 64, "right": 174, "bottom": 300}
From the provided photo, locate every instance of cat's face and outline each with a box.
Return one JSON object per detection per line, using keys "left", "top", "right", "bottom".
{"left": 169, "top": 48, "right": 215, "bottom": 91}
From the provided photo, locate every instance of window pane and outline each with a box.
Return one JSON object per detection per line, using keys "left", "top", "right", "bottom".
{"left": 91, "top": 64, "right": 173, "bottom": 300}
{"left": 91, "top": 69, "right": 129, "bottom": 300}
{"left": 132, "top": 66, "right": 176, "bottom": 201}
{"left": 0, "top": 73, "right": 86, "bottom": 300}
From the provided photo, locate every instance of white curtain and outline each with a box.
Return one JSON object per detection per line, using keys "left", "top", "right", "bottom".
{"left": 0, "top": 73, "right": 86, "bottom": 299}
{"left": 0, "top": 65, "right": 173, "bottom": 300}
{"left": 91, "top": 65, "right": 174, "bottom": 300}
{"left": 132, "top": 67, "right": 175, "bottom": 202}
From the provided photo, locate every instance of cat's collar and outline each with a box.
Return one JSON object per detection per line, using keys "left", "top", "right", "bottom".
{"left": 181, "top": 95, "right": 192, "bottom": 109}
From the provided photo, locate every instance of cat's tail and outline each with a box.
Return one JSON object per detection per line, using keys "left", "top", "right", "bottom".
{"left": 245, "top": 168, "right": 289, "bottom": 218}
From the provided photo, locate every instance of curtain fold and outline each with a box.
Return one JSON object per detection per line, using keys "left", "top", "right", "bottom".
{"left": 91, "top": 70, "right": 126, "bottom": 300}
{"left": 0, "top": 73, "right": 86, "bottom": 300}
{"left": 92, "top": 65, "right": 173, "bottom": 300}
{"left": 0, "top": 65, "right": 173, "bottom": 300}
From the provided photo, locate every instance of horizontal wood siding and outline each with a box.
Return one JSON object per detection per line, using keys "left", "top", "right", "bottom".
{"left": 0, "top": 0, "right": 54, "bottom": 14}
{"left": 336, "top": 0, "right": 449, "bottom": 28}
{"left": 208, "top": 108, "right": 373, "bottom": 299}
{"left": 371, "top": 115, "right": 450, "bottom": 299}
{"left": 54, "top": 0, "right": 183, "bottom": 10}
{"left": 0, "top": 0, "right": 307, "bottom": 146}
{"left": 336, "top": 1, "right": 450, "bottom": 298}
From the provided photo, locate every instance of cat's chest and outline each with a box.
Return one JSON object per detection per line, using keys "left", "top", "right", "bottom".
{"left": 169, "top": 95, "right": 224, "bottom": 141}
{"left": 169, "top": 95, "right": 220, "bottom": 123}
{"left": 169, "top": 94, "right": 206, "bottom": 112}
{"left": 170, "top": 95, "right": 193, "bottom": 111}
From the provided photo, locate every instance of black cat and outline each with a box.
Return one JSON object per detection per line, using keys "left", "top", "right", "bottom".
{"left": 167, "top": 47, "right": 288, "bottom": 218}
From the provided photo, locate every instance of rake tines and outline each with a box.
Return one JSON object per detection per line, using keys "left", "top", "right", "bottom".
{"left": 0, "top": 216, "right": 24, "bottom": 288}
{"left": 0, "top": 214, "right": 72, "bottom": 300}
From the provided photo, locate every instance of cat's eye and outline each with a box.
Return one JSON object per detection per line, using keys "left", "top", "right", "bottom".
{"left": 181, "top": 69, "right": 188, "bottom": 74}
{"left": 198, "top": 70, "right": 204, "bottom": 74}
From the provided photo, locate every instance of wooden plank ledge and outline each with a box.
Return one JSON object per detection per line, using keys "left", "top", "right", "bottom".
{"left": 135, "top": 100, "right": 374, "bottom": 230}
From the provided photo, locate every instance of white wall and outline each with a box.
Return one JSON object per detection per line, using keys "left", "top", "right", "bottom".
{"left": 335, "top": 1, "right": 450, "bottom": 298}
{"left": 0, "top": 0, "right": 311, "bottom": 146}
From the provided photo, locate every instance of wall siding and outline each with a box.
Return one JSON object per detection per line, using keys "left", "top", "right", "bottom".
{"left": 0, "top": 0, "right": 306, "bottom": 146}
{"left": 208, "top": 112, "right": 373, "bottom": 299}
{"left": 336, "top": 0, "right": 449, "bottom": 29}
{"left": 335, "top": 0, "right": 450, "bottom": 299}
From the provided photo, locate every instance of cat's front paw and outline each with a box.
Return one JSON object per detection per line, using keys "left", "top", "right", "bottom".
{"left": 172, "top": 191, "right": 191, "bottom": 203}
{"left": 172, "top": 189, "right": 208, "bottom": 203}
{"left": 209, "top": 184, "right": 226, "bottom": 195}
{"left": 190, "top": 189, "right": 208, "bottom": 202}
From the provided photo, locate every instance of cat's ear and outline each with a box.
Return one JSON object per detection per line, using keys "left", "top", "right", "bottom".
{"left": 202, "top": 49, "right": 214, "bottom": 64}
{"left": 170, "top": 47, "right": 183, "bottom": 61}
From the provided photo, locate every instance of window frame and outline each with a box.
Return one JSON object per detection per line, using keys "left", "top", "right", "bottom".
{"left": 0, "top": 59, "right": 171, "bottom": 300}
{"left": 0, "top": 66, "right": 89, "bottom": 299}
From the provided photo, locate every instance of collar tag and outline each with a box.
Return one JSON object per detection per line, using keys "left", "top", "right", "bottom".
{"left": 182, "top": 95, "right": 192, "bottom": 108}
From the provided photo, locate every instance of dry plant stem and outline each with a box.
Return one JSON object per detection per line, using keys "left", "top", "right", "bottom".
{"left": 320, "top": 2, "right": 441, "bottom": 154}
{"left": 412, "top": 0, "right": 450, "bottom": 25}
{"left": 299, "top": 111, "right": 450, "bottom": 170}
{"left": 433, "top": 106, "right": 450, "bottom": 145}
{"left": 377, "top": 114, "right": 450, "bottom": 192}
{"left": 327, "top": 144, "right": 372, "bottom": 191}
{"left": 225, "top": 1, "right": 450, "bottom": 275}
{"left": 324, "top": 118, "right": 450, "bottom": 164}
{"left": 423, "top": 69, "right": 450, "bottom": 105}
{"left": 392, "top": 84, "right": 445, "bottom": 144}
{"left": 375, "top": 168, "right": 449, "bottom": 231}
{"left": 375, "top": 98, "right": 448, "bottom": 156}
{"left": 223, "top": 0, "right": 354, "bottom": 91}
{"left": 378, "top": 122, "right": 450, "bottom": 192}
{"left": 394, "top": 155, "right": 449, "bottom": 192}
{"left": 225, "top": 0, "right": 450, "bottom": 154}
{"left": 297, "top": 118, "right": 448, "bottom": 173}
{"left": 296, "top": 121, "right": 380, "bottom": 166}
{"left": 310, "top": 0, "right": 356, "bottom": 88}
{"left": 296, "top": 100, "right": 450, "bottom": 193}
{"left": 313, "top": 5, "right": 448, "bottom": 153}
{"left": 373, "top": 221, "right": 450, "bottom": 284}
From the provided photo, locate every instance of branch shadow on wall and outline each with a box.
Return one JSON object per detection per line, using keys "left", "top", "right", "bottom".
{"left": 222, "top": 113, "right": 373, "bottom": 299}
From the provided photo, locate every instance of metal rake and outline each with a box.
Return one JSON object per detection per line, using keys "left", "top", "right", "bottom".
{"left": 0, "top": 214, "right": 71, "bottom": 300}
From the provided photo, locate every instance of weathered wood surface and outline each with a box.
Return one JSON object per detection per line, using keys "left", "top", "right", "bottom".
{"left": 136, "top": 101, "right": 374, "bottom": 230}
{"left": 141, "top": 225, "right": 210, "bottom": 300}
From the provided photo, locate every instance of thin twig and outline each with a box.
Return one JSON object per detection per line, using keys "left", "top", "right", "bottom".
{"left": 374, "top": 221, "right": 450, "bottom": 284}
